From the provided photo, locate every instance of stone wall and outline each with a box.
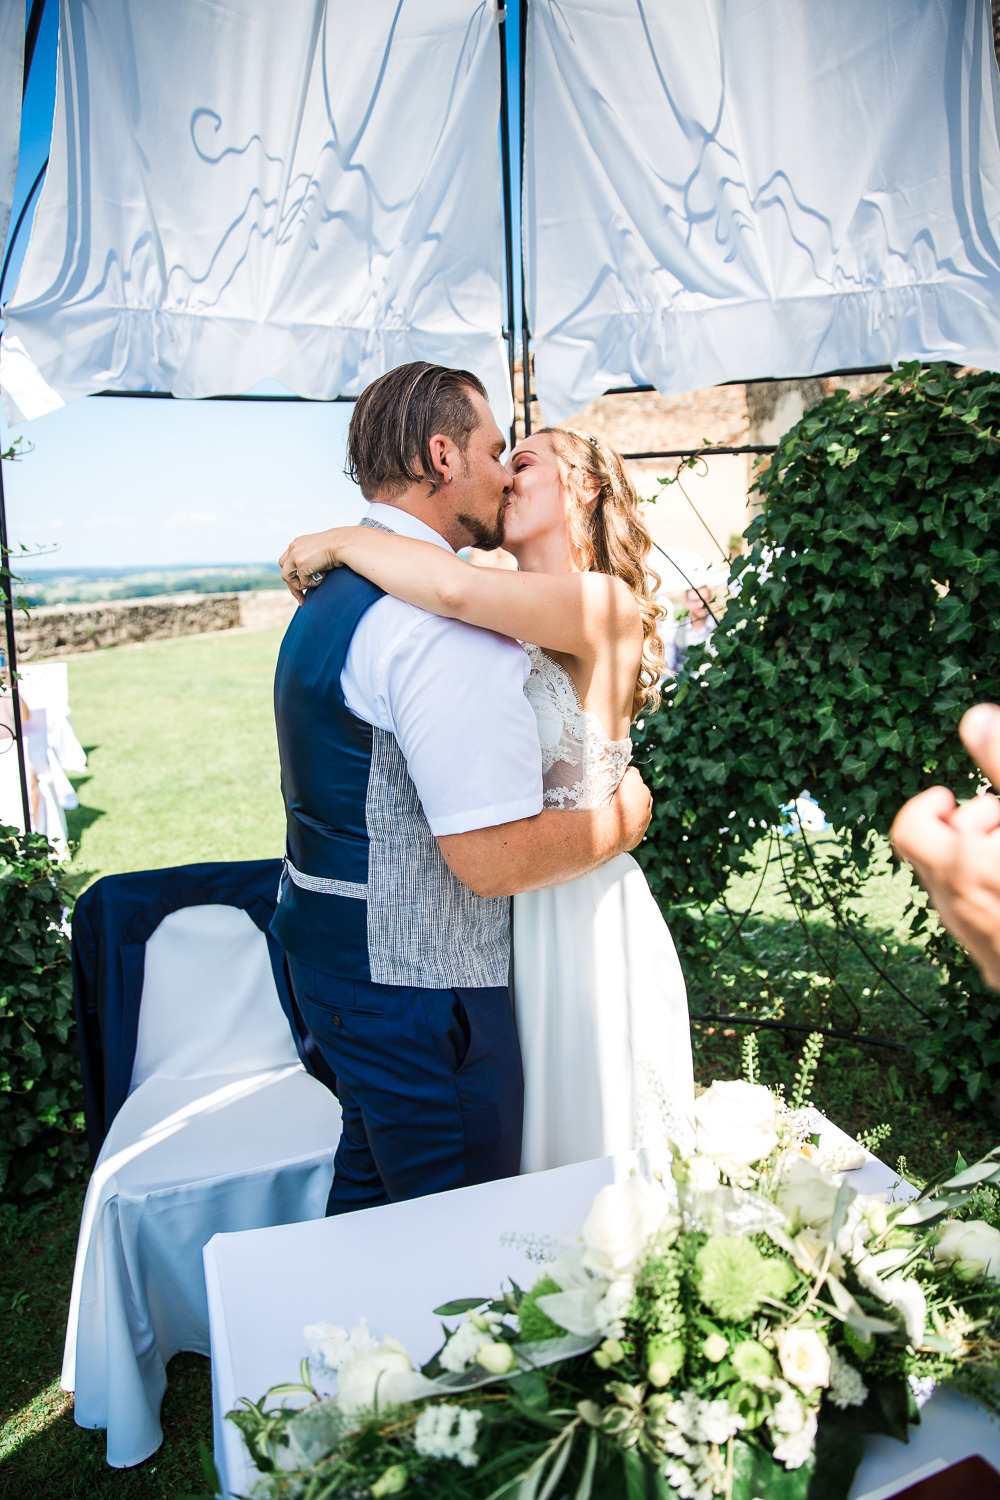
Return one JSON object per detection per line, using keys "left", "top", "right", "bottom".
{"left": 13, "top": 588, "right": 297, "bottom": 661}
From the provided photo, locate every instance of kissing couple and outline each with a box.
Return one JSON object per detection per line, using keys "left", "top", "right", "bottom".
{"left": 272, "top": 362, "right": 695, "bottom": 1214}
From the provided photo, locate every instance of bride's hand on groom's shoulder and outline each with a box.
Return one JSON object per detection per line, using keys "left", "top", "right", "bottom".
{"left": 279, "top": 530, "right": 347, "bottom": 604}
{"left": 614, "top": 767, "right": 653, "bottom": 850}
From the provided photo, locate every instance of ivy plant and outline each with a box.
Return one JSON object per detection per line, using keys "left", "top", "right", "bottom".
{"left": 634, "top": 363, "right": 1000, "bottom": 1110}
{"left": 0, "top": 825, "right": 88, "bottom": 1199}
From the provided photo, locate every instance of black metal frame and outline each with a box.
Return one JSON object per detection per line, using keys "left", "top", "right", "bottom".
{"left": 0, "top": 0, "right": 935, "bottom": 835}
{"left": 0, "top": 0, "right": 49, "bottom": 833}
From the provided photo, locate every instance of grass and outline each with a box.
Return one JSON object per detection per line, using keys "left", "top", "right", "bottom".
{"left": 1, "top": 627, "right": 995, "bottom": 1495}
{"left": 0, "top": 1189, "right": 212, "bottom": 1500}
{"left": 63, "top": 626, "right": 287, "bottom": 883}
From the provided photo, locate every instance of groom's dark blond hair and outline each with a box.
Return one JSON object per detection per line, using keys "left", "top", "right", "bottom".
{"left": 347, "top": 362, "right": 488, "bottom": 501}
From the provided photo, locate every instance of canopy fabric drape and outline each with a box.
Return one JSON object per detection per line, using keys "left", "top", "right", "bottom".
{"left": 0, "top": 0, "right": 24, "bottom": 267}
{"left": 0, "top": 0, "right": 511, "bottom": 426}
{"left": 523, "top": 0, "right": 1000, "bottom": 422}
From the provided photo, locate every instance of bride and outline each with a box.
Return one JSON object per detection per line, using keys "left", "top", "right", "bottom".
{"left": 279, "top": 426, "right": 695, "bottom": 1169}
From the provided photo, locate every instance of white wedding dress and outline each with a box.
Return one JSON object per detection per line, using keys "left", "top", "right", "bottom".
{"left": 514, "top": 644, "right": 696, "bottom": 1172}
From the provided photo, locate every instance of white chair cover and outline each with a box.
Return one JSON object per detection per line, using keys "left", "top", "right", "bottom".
{"left": 21, "top": 704, "right": 70, "bottom": 851}
{"left": 62, "top": 904, "right": 341, "bottom": 1468}
{"left": 18, "top": 663, "right": 88, "bottom": 773}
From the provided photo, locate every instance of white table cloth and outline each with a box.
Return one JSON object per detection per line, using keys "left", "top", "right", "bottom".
{"left": 205, "top": 1115, "right": 1000, "bottom": 1500}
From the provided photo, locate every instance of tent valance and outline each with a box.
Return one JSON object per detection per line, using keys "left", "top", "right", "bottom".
{"left": 523, "top": 0, "right": 1000, "bottom": 421}
{"left": 0, "top": 0, "right": 511, "bottom": 426}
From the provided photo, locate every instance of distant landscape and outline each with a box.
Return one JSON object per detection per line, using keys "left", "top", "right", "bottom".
{"left": 14, "top": 562, "right": 285, "bottom": 607}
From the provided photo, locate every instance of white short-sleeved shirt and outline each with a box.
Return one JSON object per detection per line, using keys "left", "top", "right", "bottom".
{"left": 341, "top": 504, "right": 543, "bottom": 837}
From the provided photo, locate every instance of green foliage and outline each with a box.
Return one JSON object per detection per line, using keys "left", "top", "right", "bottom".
{"left": 634, "top": 363, "right": 1000, "bottom": 1109}
{"left": 0, "top": 826, "right": 87, "bottom": 1201}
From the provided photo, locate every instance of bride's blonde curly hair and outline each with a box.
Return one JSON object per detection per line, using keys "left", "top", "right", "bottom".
{"left": 535, "top": 426, "right": 664, "bottom": 719}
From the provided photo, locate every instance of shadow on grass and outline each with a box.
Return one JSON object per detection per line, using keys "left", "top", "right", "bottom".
{"left": 678, "top": 909, "right": 942, "bottom": 1044}
{"left": 66, "top": 768, "right": 106, "bottom": 847}
{"left": 0, "top": 1184, "right": 211, "bottom": 1500}
{"left": 0, "top": 1355, "right": 212, "bottom": 1500}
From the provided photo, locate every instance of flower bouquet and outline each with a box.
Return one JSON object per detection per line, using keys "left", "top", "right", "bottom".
{"left": 229, "top": 1069, "right": 1000, "bottom": 1500}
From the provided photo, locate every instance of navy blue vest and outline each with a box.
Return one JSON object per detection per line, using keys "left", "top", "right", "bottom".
{"left": 271, "top": 565, "right": 511, "bottom": 988}
{"left": 271, "top": 568, "right": 384, "bottom": 978}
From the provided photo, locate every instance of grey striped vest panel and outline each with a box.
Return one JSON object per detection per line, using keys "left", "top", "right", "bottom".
{"left": 271, "top": 556, "right": 510, "bottom": 989}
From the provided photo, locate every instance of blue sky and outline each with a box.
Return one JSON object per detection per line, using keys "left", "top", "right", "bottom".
{"left": 1, "top": 2, "right": 523, "bottom": 572}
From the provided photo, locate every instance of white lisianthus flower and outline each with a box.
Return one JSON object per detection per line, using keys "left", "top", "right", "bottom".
{"left": 885, "top": 1276, "right": 927, "bottom": 1350}
{"left": 774, "top": 1328, "right": 831, "bottom": 1392}
{"left": 827, "top": 1347, "right": 867, "bottom": 1410}
{"left": 476, "top": 1341, "right": 515, "bottom": 1375}
{"left": 694, "top": 1080, "right": 779, "bottom": 1166}
{"left": 579, "top": 1176, "right": 672, "bottom": 1281}
{"left": 775, "top": 1155, "right": 841, "bottom": 1236}
{"left": 413, "top": 1405, "right": 482, "bottom": 1467}
{"left": 304, "top": 1318, "right": 378, "bottom": 1371}
{"left": 335, "top": 1336, "right": 433, "bottom": 1416}
{"left": 935, "top": 1220, "right": 1000, "bottom": 1280}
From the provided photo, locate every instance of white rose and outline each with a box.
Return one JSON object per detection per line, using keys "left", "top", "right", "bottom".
{"left": 694, "top": 1081, "right": 779, "bottom": 1165}
{"left": 579, "top": 1176, "right": 671, "bottom": 1281}
{"left": 774, "top": 1328, "right": 831, "bottom": 1393}
{"left": 775, "top": 1155, "right": 840, "bottom": 1235}
{"left": 935, "top": 1220, "right": 1000, "bottom": 1280}
{"left": 335, "top": 1336, "right": 433, "bottom": 1415}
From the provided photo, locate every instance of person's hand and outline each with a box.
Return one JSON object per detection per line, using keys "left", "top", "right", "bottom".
{"left": 279, "top": 529, "right": 351, "bottom": 604}
{"left": 614, "top": 766, "right": 653, "bottom": 850}
{"left": 891, "top": 702, "right": 1000, "bottom": 989}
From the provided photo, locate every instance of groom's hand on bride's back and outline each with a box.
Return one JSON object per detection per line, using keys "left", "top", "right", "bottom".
{"left": 437, "top": 767, "right": 653, "bottom": 898}
{"left": 614, "top": 767, "right": 654, "bottom": 846}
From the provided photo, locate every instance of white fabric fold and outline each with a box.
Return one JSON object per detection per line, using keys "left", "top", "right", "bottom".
{"left": 2, "top": 0, "right": 510, "bottom": 427}
{"left": 524, "top": 0, "right": 1000, "bottom": 421}
{"left": 0, "top": 0, "right": 23, "bottom": 265}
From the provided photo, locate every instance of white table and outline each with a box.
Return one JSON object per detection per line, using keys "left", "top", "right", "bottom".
{"left": 205, "top": 1124, "right": 1000, "bottom": 1500}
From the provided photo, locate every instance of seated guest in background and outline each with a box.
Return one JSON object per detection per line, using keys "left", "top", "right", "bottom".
{"left": 668, "top": 586, "right": 718, "bottom": 674}
{"left": 892, "top": 703, "right": 1000, "bottom": 991}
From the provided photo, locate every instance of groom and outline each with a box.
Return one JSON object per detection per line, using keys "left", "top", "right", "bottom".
{"left": 272, "top": 362, "right": 651, "bottom": 1214}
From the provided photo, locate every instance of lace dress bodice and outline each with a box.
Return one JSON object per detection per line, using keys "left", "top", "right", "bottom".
{"left": 522, "top": 642, "right": 633, "bottom": 810}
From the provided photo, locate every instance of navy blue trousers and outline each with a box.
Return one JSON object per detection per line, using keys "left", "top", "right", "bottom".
{"left": 287, "top": 959, "right": 524, "bottom": 1215}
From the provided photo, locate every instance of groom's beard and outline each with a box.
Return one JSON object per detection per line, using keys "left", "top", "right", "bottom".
{"left": 456, "top": 497, "right": 508, "bottom": 551}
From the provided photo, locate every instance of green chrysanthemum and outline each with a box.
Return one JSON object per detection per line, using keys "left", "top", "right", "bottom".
{"left": 761, "top": 1255, "right": 796, "bottom": 1304}
{"left": 647, "top": 1335, "right": 685, "bottom": 1387}
{"left": 517, "top": 1277, "right": 564, "bottom": 1342}
{"left": 695, "top": 1236, "right": 776, "bottom": 1322}
{"left": 731, "top": 1339, "right": 776, "bottom": 1385}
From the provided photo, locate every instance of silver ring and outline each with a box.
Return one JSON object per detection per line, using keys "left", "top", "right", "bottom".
{"left": 309, "top": 572, "right": 325, "bottom": 584}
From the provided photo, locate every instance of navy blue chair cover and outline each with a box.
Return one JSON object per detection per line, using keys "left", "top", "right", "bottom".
{"left": 71, "top": 859, "right": 337, "bottom": 1164}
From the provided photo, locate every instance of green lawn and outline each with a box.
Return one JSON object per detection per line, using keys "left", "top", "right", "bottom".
{"left": 1, "top": 628, "right": 994, "bottom": 1498}
{"left": 63, "top": 627, "right": 287, "bottom": 883}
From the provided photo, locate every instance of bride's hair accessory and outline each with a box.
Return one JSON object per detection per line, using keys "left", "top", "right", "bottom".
{"left": 535, "top": 425, "right": 665, "bottom": 720}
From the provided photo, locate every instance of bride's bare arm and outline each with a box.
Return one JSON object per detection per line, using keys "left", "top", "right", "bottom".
{"left": 279, "top": 526, "right": 638, "bottom": 656}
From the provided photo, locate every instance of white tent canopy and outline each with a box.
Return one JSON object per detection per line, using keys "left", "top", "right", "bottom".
{"left": 0, "top": 0, "right": 511, "bottom": 426}
{"left": 4, "top": 0, "right": 1000, "bottom": 428}
{"left": 0, "top": 0, "right": 24, "bottom": 266}
{"left": 524, "top": 0, "right": 1000, "bottom": 421}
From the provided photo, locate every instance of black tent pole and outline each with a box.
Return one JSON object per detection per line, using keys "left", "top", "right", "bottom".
{"left": 518, "top": 0, "right": 532, "bottom": 438}
{"left": 0, "top": 451, "right": 32, "bottom": 833}
{"left": 0, "top": 0, "right": 50, "bottom": 834}
{"left": 498, "top": 7, "right": 517, "bottom": 452}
